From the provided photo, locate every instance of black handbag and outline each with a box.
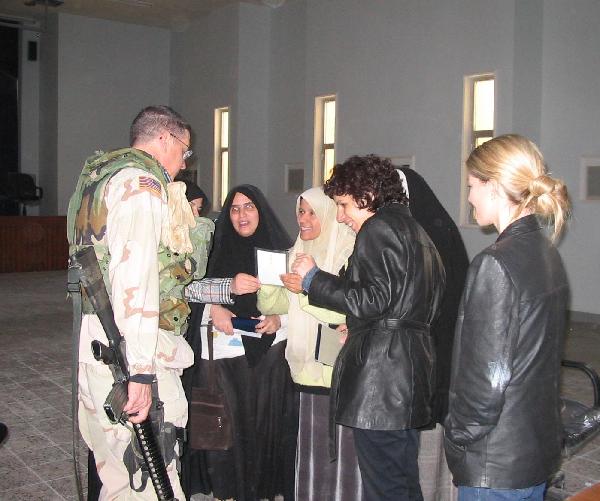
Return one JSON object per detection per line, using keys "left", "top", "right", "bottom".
{"left": 189, "top": 321, "right": 234, "bottom": 450}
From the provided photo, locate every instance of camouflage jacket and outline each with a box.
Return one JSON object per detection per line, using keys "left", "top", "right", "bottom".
{"left": 67, "top": 148, "right": 213, "bottom": 374}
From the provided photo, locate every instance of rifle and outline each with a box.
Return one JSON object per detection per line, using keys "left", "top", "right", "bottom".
{"left": 69, "top": 246, "right": 176, "bottom": 501}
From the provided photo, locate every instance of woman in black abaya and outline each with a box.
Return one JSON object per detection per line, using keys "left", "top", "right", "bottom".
{"left": 397, "top": 167, "right": 469, "bottom": 501}
{"left": 182, "top": 185, "right": 298, "bottom": 501}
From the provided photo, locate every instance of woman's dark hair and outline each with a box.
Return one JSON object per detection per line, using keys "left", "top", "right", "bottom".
{"left": 323, "top": 154, "right": 407, "bottom": 211}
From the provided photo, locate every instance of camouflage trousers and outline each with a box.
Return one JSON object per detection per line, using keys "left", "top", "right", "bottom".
{"left": 79, "top": 363, "right": 187, "bottom": 500}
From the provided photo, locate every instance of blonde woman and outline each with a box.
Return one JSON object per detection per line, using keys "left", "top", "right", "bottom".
{"left": 258, "top": 187, "right": 361, "bottom": 500}
{"left": 444, "top": 134, "right": 571, "bottom": 501}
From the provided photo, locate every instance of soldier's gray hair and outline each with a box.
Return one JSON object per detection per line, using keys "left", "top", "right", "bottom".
{"left": 130, "top": 105, "right": 190, "bottom": 146}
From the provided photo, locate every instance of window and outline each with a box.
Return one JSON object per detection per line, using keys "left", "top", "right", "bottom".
{"left": 312, "top": 95, "right": 336, "bottom": 186}
{"left": 580, "top": 157, "right": 600, "bottom": 201}
{"left": 213, "top": 106, "right": 230, "bottom": 209}
{"left": 460, "top": 74, "right": 495, "bottom": 225}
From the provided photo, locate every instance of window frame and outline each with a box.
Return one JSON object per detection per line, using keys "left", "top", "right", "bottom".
{"left": 312, "top": 94, "right": 337, "bottom": 186}
{"left": 213, "top": 106, "right": 230, "bottom": 210}
{"left": 460, "top": 73, "right": 496, "bottom": 226}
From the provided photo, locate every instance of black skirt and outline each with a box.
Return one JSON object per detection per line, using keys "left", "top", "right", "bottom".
{"left": 182, "top": 339, "right": 299, "bottom": 501}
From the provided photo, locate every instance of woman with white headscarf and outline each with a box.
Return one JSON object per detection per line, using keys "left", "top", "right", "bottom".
{"left": 258, "top": 186, "right": 362, "bottom": 500}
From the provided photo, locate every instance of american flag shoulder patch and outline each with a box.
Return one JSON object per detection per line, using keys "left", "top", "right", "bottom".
{"left": 138, "top": 176, "right": 162, "bottom": 197}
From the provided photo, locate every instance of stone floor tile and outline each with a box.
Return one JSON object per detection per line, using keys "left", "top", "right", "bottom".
{"left": 0, "top": 381, "right": 21, "bottom": 391}
{"left": 10, "top": 373, "right": 47, "bottom": 384}
{"left": 31, "top": 386, "right": 69, "bottom": 400}
{"left": 562, "top": 471, "right": 598, "bottom": 496}
{"left": 5, "top": 428, "right": 54, "bottom": 452}
{"left": 33, "top": 458, "right": 77, "bottom": 481}
{"left": 0, "top": 410, "right": 27, "bottom": 427}
{"left": 582, "top": 446, "right": 600, "bottom": 463}
{"left": 562, "top": 457, "right": 600, "bottom": 481}
{"left": 576, "top": 437, "right": 600, "bottom": 456}
{"left": 17, "top": 397, "right": 56, "bottom": 412}
{"left": 19, "top": 444, "right": 72, "bottom": 466}
{"left": 2, "top": 420, "right": 39, "bottom": 435}
{"left": 48, "top": 427, "right": 75, "bottom": 445}
{"left": 0, "top": 464, "right": 43, "bottom": 491}
{"left": 8, "top": 402, "right": 58, "bottom": 421}
{"left": 8, "top": 389, "right": 44, "bottom": 403}
{"left": 48, "top": 474, "right": 87, "bottom": 499}
{"left": 0, "top": 482, "right": 66, "bottom": 501}
{"left": 33, "top": 417, "right": 72, "bottom": 435}
{"left": 4, "top": 423, "right": 44, "bottom": 439}
{"left": 0, "top": 446, "right": 23, "bottom": 469}
{"left": 51, "top": 402, "right": 73, "bottom": 417}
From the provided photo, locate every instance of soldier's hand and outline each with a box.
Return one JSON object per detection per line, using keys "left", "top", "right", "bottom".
{"left": 124, "top": 382, "right": 152, "bottom": 423}
{"left": 231, "top": 273, "right": 261, "bottom": 295}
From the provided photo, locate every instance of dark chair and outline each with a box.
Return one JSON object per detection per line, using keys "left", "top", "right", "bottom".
{"left": 0, "top": 172, "right": 43, "bottom": 215}
{"left": 560, "top": 359, "right": 600, "bottom": 456}
{"left": 547, "top": 360, "right": 600, "bottom": 498}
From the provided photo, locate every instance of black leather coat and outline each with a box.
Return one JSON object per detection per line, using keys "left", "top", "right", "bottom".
{"left": 444, "top": 215, "right": 569, "bottom": 488}
{"left": 308, "top": 204, "right": 445, "bottom": 430}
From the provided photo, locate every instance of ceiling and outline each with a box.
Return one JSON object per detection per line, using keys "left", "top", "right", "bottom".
{"left": 0, "top": 0, "right": 283, "bottom": 29}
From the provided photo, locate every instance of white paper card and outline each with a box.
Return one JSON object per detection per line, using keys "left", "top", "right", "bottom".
{"left": 256, "top": 248, "right": 288, "bottom": 286}
{"left": 234, "top": 328, "right": 262, "bottom": 338}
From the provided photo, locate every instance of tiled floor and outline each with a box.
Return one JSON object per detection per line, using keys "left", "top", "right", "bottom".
{"left": 0, "top": 271, "right": 598, "bottom": 500}
{"left": 0, "top": 272, "right": 86, "bottom": 500}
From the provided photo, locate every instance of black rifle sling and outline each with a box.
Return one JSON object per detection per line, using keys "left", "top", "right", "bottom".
{"left": 67, "top": 262, "right": 85, "bottom": 501}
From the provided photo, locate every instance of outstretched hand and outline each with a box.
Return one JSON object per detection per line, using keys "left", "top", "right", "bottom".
{"left": 291, "top": 253, "right": 316, "bottom": 279}
{"left": 231, "top": 273, "right": 261, "bottom": 295}
{"left": 281, "top": 273, "right": 303, "bottom": 294}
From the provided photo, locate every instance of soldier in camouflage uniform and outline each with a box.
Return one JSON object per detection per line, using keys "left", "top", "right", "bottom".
{"left": 67, "top": 105, "right": 213, "bottom": 500}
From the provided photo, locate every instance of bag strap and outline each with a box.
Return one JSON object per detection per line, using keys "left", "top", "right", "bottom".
{"left": 206, "top": 321, "right": 217, "bottom": 392}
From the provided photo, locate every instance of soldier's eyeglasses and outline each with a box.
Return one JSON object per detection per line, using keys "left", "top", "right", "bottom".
{"left": 169, "top": 132, "right": 193, "bottom": 160}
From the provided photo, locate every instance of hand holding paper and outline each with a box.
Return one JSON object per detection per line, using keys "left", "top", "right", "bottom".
{"left": 281, "top": 273, "right": 303, "bottom": 294}
{"left": 231, "top": 273, "right": 261, "bottom": 295}
{"left": 256, "top": 248, "right": 289, "bottom": 286}
{"left": 291, "top": 253, "right": 316, "bottom": 279}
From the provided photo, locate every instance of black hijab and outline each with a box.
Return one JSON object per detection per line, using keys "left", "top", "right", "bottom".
{"left": 206, "top": 184, "right": 293, "bottom": 365}
{"left": 181, "top": 179, "right": 210, "bottom": 216}
{"left": 398, "top": 168, "right": 470, "bottom": 424}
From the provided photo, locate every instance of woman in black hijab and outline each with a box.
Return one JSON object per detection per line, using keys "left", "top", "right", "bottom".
{"left": 182, "top": 185, "right": 298, "bottom": 501}
{"left": 397, "top": 167, "right": 469, "bottom": 501}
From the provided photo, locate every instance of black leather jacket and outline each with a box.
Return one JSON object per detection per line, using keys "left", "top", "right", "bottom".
{"left": 444, "top": 215, "right": 569, "bottom": 488}
{"left": 309, "top": 204, "right": 445, "bottom": 430}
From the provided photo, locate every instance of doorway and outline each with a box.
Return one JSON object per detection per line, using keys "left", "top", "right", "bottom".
{"left": 0, "top": 24, "right": 19, "bottom": 215}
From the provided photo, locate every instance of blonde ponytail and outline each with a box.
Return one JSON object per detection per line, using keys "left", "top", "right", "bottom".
{"left": 466, "top": 134, "right": 570, "bottom": 241}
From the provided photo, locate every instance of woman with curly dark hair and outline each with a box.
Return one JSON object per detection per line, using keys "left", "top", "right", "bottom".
{"left": 292, "top": 155, "right": 446, "bottom": 501}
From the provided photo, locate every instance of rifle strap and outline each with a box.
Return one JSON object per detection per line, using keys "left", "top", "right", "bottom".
{"left": 67, "top": 263, "right": 85, "bottom": 501}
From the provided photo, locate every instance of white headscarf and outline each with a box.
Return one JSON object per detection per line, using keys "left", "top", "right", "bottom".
{"left": 285, "top": 187, "right": 355, "bottom": 383}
